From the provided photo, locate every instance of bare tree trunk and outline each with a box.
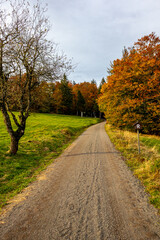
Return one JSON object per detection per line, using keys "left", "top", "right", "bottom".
{"left": 2, "top": 105, "right": 25, "bottom": 155}
{"left": 9, "top": 136, "right": 19, "bottom": 155}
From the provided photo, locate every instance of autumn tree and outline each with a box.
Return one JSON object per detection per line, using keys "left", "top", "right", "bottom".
{"left": 73, "top": 82, "right": 99, "bottom": 117}
{"left": 0, "top": 0, "right": 72, "bottom": 154}
{"left": 91, "top": 79, "right": 96, "bottom": 85}
{"left": 98, "top": 33, "right": 160, "bottom": 134}
{"left": 98, "top": 77, "right": 105, "bottom": 118}
{"left": 52, "top": 82, "right": 62, "bottom": 113}
{"left": 31, "top": 81, "right": 55, "bottom": 113}
{"left": 98, "top": 77, "right": 105, "bottom": 93}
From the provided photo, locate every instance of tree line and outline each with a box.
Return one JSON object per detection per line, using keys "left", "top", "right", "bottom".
{"left": 98, "top": 33, "right": 160, "bottom": 135}
{"left": 3, "top": 1, "right": 159, "bottom": 156}
{"left": 9, "top": 73, "right": 104, "bottom": 117}
{"left": 0, "top": 0, "right": 105, "bottom": 155}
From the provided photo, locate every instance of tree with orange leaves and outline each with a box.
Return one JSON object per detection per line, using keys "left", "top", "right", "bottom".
{"left": 98, "top": 33, "right": 160, "bottom": 135}
{"left": 73, "top": 81, "right": 99, "bottom": 117}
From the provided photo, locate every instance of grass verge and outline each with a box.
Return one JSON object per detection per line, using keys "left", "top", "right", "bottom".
{"left": 105, "top": 124, "right": 160, "bottom": 213}
{"left": 0, "top": 112, "right": 100, "bottom": 211}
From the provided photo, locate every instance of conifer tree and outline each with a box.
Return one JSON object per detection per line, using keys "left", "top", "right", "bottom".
{"left": 60, "top": 74, "right": 73, "bottom": 114}
{"left": 77, "top": 90, "right": 85, "bottom": 116}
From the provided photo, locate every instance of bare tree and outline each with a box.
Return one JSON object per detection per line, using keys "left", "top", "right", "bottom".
{"left": 0, "top": 0, "right": 73, "bottom": 155}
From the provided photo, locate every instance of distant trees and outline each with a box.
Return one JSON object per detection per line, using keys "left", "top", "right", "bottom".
{"left": 0, "top": 0, "right": 72, "bottom": 154}
{"left": 31, "top": 81, "right": 55, "bottom": 113}
{"left": 59, "top": 74, "right": 73, "bottom": 114}
{"left": 20, "top": 78, "right": 100, "bottom": 117}
{"left": 98, "top": 33, "right": 160, "bottom": 135}
{"left": 73, "top": 81, "right": 99, "bottom": 117}
{"left": 77, "top": 90, "right": 85, "bottom": 116}
{"left": 51, "top": 80, "right": 100, "bottom": 117}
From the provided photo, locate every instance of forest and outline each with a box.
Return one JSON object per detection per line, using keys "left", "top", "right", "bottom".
{"left": 8, "top": 74, "right": 105, "bottom": 118}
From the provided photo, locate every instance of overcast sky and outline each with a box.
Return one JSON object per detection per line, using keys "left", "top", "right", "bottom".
{"left": 39, "top": 0, "right": 160, "bottom": 84}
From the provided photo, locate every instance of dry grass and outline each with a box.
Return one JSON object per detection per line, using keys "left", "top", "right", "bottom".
{"left": 105, "top": 124, "right": 160, "bottom": 212}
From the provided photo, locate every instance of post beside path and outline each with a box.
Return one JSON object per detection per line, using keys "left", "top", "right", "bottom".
{"left": 133, "top": 121, "right": 141, "bottom": 154}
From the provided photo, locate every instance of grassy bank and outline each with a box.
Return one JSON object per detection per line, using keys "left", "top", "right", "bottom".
{"left": 105, "top": 124, "right": 160, "bottom": 213}
{"left": 0, "top": 112, "right": 100, "bottom": 210}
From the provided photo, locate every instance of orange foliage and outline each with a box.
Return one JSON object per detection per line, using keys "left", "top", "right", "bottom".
{"left": 98, "top": 33, "right": 160, "bottom": 134}
{"left": 73, "top": 82, "right": 98, "bottom": 116}
{"left": 7, "top": 74, "right": 100, "bottom": 116}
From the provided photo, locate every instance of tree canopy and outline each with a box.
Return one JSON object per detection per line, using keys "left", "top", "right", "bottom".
{"left": 98, "top": 33, "right": 160, "bottom": 135}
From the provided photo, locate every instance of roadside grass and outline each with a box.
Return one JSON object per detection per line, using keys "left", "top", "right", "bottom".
{"left": 140, "top": 135, "right": 160, "bottom": 153}
{"left": 105, "top": 124, "right": 160, "bottom": 213}
{"left": 0, "top": 112, "right": 100, "bottom": 211}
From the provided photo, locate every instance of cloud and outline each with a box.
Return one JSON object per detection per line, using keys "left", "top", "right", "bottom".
{"left": 47, "top": 0, "right": 160, "bottom": 84}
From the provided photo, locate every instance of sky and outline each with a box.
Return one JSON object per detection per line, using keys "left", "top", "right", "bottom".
{"left": 46, "top": 0, "right": 160, "bottom": 85}
{"left": 8, "top": 0, "right": 160, "bottom": 85}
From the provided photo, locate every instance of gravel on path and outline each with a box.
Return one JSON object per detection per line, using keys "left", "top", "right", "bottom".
{"left": 0, "top": 122, "right": 160, "bottom": 240}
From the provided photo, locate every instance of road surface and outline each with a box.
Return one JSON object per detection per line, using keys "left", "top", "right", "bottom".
{"left": 0, "top": 122, "right": 160, "bottom": 240}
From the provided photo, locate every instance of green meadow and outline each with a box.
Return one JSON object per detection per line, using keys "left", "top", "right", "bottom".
{"left": 0, "top": 112, "right": 100, "bottom": 210}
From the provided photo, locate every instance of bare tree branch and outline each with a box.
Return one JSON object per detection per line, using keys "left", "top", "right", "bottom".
{"left": 0, "top": 0, "right": 73, "bottom": 155}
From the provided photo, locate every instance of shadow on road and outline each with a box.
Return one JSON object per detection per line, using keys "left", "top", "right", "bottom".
{"left": 64, "top": 152, "right": 118, "bottom": 157}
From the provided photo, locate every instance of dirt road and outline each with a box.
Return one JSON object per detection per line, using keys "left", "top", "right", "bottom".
{"left": 0, "top": 122, "right": 160, "bottom": 240}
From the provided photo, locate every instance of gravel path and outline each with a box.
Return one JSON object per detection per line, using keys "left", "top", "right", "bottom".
{"left": 0, "top": 122, "right": 160, "bottom": 240}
